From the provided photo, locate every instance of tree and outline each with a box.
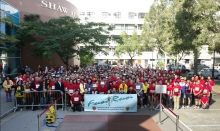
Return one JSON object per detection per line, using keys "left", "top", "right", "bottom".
{"left": 0, "top": 17, "right": 19, "bottom": 55}
{"left": 141, "top": 0, "right": 172, "bottom": 69}
{"left": 15, "top": 14, "right": 113, "bottom": 69}
{"left": 170, "top": 0, "right": 220, "bottom": 75}
{"left": 79, "top": 52, "right": 95, "bottom": 67}
{"left": 115, "top": 31, "right": 142, "bottom": 66}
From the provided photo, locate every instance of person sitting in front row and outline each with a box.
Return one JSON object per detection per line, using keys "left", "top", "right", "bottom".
{"left": 70, "top": 90, "right": 83, "bottom": 112}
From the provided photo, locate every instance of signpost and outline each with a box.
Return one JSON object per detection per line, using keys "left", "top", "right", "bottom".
{"left": 155, "top": 85, "right": 167, "bottom": 124}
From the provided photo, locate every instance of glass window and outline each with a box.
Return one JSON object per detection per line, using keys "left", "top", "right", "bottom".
{"left": 79, "top": 12, "right": 85, "bottom": 15}
{"left": 1, "top": 1, "right": 21, "bottom": 76}
{"left": 125, "top": 24, "right": 135, "bottom": 30}
{"left": 138, "top": 13, "right": 147, "bottom": 19}
{"left": 138, "top": 24, "right": 142, "bottom": 30}
{"left": 87, "top": 12, "right": 95, "bottom": 18}
{"left": 102, "top": 12, "right": 109, "bottom": 18}
{"left": 128, "top": 12, "right": 135, "bottom": 19}
{"left": 114, "top": 12, "right": 121, "bottom": 18}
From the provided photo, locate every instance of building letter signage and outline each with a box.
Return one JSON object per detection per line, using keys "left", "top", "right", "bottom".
{"left": 41, "top": 0, "right": 70, "bottom": 15}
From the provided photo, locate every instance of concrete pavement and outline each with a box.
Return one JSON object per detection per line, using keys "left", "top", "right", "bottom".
{"left": 0, "top": 108, "right": 190, "bottom": 131}
{"left": 0, "top": 87, "right": 15, "bottom": 119}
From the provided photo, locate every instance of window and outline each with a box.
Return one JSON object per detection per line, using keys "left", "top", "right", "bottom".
{"left": 87, "top": 12, "right": 95, "bottom": 18}
{"left": 125, "top": 24, "right": 135, "bottom": 30}
{"left": 138, "top": 24, "right": 142, "bottom": 30}
{"left": 114, "top": 12, "right": 121, "bottom": 19}
{"left": 115, "top": 24, "right": 124, "bottom": 30}
{"left": 185, "top": 59, "right": 189, "bottom": 64}
{"left": 102, "top": 12, "right": 109, "bottom": 18}
{"left": 79, "top": 12, "right": 85, "bottom": 15}
{"left": 138, "top": 13, "right": 147, "bottom": 19}
{"left": 128, "top": 12, "right": 135, "bottom": 19}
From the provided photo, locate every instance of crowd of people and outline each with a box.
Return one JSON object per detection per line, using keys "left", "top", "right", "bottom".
{"left": 1, "top": 64, "right": 214, "bottom": 112}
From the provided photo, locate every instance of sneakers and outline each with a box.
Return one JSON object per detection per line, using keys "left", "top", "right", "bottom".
{"left": 144, "top": 105, "right": 147, "bottom": 108}
{"left": 181, "top": 105, "right": 185, "bottom": 109}
{"left": 186, "top": 105, "right": 189, "bottom": 108}
{"left": 149, "top": 106, "right": 152, "bottom": 111}
{"left": 141, "top": 106, "right": 144, "bottom": 109}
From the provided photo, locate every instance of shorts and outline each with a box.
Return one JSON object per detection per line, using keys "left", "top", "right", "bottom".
{"left": 195, "top": 94, "right": 201, "bottom": 99}
{"left": 138, "top": 93, "right": 144, "bottom": 99}
{"left": 181, "top": 93, "right": 186, "bottom": 98}
{"left": 186, "top": 93, "right": 192, "bottom": 98}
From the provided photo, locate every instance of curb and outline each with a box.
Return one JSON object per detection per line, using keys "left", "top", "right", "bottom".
{"left": 0, "top": 107, "right": 16, "bottom": 119}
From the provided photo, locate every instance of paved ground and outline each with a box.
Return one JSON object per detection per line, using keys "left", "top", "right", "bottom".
{"left": 0, "top": 87, "right": 15, "bottom": 118}
{"left": 173, "top": 89, "right": 220, "bottom": 131}
{"left": 0, "top": 108, "right": 190, "bottom": 131}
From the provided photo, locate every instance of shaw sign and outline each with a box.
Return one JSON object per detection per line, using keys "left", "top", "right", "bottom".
{"left": 41, "top": 0, "right": 76, "bottom": 16}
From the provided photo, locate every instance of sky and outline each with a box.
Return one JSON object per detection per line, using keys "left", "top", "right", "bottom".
{"left": 67, "top": 0, "right": 155, "bottom": 12}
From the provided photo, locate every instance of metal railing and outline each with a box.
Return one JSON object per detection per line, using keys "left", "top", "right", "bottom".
{"left": 14, "top": 90, "right": 64, "bottom": 111}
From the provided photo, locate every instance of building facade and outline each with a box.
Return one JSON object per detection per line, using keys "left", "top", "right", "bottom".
{"left": 1, "top": 0, "right": 79, "bottom": 72}
{"left": 1, "top": 0, "right": 20, "bottom": 74}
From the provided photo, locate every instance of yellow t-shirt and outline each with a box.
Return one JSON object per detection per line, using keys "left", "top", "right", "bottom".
{"left": 142, "top": 84, "right": 149, "bottom": 93}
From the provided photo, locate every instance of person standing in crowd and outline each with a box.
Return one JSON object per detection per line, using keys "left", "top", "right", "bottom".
{"left": 24, "top": 81, "right": 31, "bottom": 110}
{"left": 127, "top": 85, "right": 136, "bottom": 94}
{"left": 148, "top": 82, "right": 156, "bottom": 110}
{"left": 173, "top": 81, "right": 181, "bottom": 110}
{"left": 179, "top": 78, "right": 187, "bottom": 109}
{"left": 15, "top": 80, "right": 24, "bottom": 110}
{"left": 79, "top": 79, "right": 85, "bottom": 94}
{"left": 184, "top": 80, "right": 191, "bottom": 108}
{"left": 201, "top": 81, "right": 211, "bottom": 109}
{"left": 90, "top": 84, "right": 99, "bottom": 94}
{"left": 135, "top": 78, "right": 144, "bottom": 109}
{"left": 193, "top": 81, "right": 203, "bottom": 109}
{"left": 142, "top": 81, "right": 149, "bottom": 108}
{"left": 85, "top": 78, "right": 93, "bottom": 92}
{"left": 207, "top": 76, "right": 214, "bottom": 105}
{"left": 98, "top": 81, "right": 107, "bottom": 94}
{"left": 30, "top": 77, "right": 39, "bottom": 111}
{"left": 3, "top": 76, "right": 13, "bottom": 102}
{"left": 55, "top": 77, "right": 65, "bottom": 110}
{"left": 70, "top": 90, "right": 82, "bottom": 112}
{"left": 118, "top": 80, "right": 128, "bottom": 93}
{"left": 38, "top": 81, "right": 48, "bottom": 109}
{"left": 166, "top": 82, "right": 173, "bottom": 110}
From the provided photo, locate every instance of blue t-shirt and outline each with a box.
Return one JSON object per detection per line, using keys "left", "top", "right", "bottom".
{"left": 179, "top": 82, "right": 186, "bottom": 93}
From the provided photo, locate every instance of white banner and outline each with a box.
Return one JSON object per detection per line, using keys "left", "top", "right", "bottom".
{"left": 84, "top": 94, "right": 137, "bottom": 112}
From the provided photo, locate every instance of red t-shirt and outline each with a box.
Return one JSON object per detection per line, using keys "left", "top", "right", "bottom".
{"left": 200, "top": 79, "right": 205, "bottom": 86}
{"left": 173, "top": 85, "right": 181, "bottom": 96}
{"left": 71, "top": 94, "right": 82, "bottom": 104}
{"left": 201, "top": 97, "right": 209, "bottom": 105}
{"left": 148, "top": 85, "right": 155, "bottom": 95}
{"left": 68, "top": 84, "right": 75, "bottom": 94}
{"left": 73, "top": 83, "right": 80, "bottom": 91}
{"left": 202, "top": 86, "right": 211, "bottom": 96}
{"left": 49, "top": 81, "right": 56, "bottom": 94}
{"left": 208, "top": 80, "right": 215, "bottom": 87}
{"left": 194, "top": 84, "right": 203, "bottom": 96}
{"left": 167, "top": 85, "right": 173, "bottom": 97}
{"left": 98, "top": 85, "right": 107, "bottom": 94}
{"left": 25, "top": 85, "right": 31, "bottom": 97}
